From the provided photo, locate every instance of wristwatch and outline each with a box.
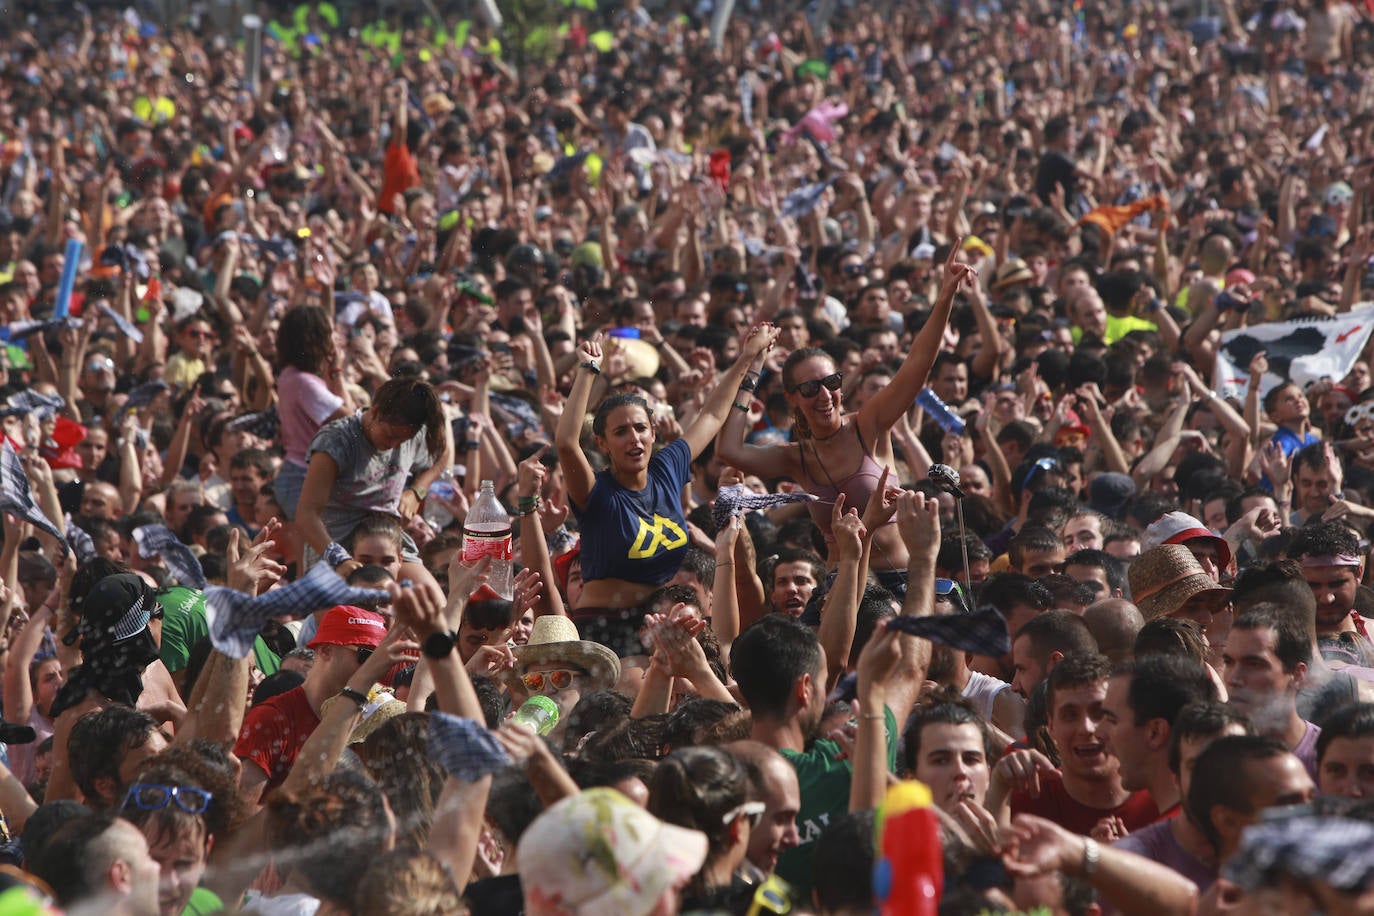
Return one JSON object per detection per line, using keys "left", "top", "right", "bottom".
{"left": 423, "top": 630, "right": 459, "bottom": 659}
{"left": 339, "top": 686, "right": 369, "bottom": 709}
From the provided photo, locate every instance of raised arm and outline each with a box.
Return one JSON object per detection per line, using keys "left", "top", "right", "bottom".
{"left": 681, "top": 324, "right": 779, "bottom": 457}
{"left": 1131, "top": 395, "right": 1191, "bottom": 489}
{"left": 554, "top": 336, "right": 602, "bottom": 509}
{"left": 818, "top": 497, "right": 866, "bottom": 691}
{"left": 1004, "top": 814, "right": 1199, "bottom": 916}
{"left": 885, "top": 491, "right": 940, "bottom": 725}
{"left": 710, "top": 516, "right": 744, "bottom": 650}
{"left": 716, "top": 342, "right": 793, "bottom": 479}
{"left": 516, "top": 450, "right": 565, "bottom": 619}
{"left": 859, "top": 243, "right": 976, "bottom": 434}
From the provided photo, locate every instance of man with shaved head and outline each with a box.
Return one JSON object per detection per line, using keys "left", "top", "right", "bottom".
{"left": 1084, "top": 599, "right": 1145, "bottom": 665}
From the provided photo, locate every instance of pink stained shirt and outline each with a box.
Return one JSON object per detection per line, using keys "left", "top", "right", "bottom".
{"left": 278, "top": 366, "right": 344, "bottom": 466}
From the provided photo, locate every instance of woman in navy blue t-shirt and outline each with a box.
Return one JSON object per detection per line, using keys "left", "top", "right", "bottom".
{"left": 555, "top": 326, "right": 777, "bottom": 642}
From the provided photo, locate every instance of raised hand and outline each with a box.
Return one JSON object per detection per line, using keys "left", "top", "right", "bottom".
{"left": 512, "top": 567, "right": 542, "bottom": 618}
{"left": 860, "top": 466, "right": 901, "bottom": 534}
{"left": 226, "top": 527, "right": 287, "bottom": 596}
{"left": 990, "top": 747, "right": 1058, "bottom": 799}
{"left": 578, "top": 334, "right": 603, "bottom": 364}
{"left": 741, "top": 322, "right": 780, "bottom": 361}
{"left": 895, "top": 490, "right": 941, "bottom": 556}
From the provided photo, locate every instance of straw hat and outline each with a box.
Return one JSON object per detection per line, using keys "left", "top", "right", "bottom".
{"left": 991, "top": 258, "right": 1034, "bottom": 291}
{"left": 1128, "top": 544, "right": 1231, "bottom": 621}
{"left": 507, "top": 616, "right": 621, "bottom": 693}
{"left": 348, "top": 692, "right": 408, "bottom": 745}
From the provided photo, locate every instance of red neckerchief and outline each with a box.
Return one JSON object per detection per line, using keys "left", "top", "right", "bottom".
{"left": 1352, "top": 611, "right": 1372, "bottom": 642}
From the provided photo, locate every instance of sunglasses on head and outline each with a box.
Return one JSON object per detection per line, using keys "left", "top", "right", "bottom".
{"left": 122, "top": 783, "right": 212, "bottom": 815}
{"left": 722, "top": 800, "right": 766, "bottom": 828}
{"left": 522, "top": 668, "right": 580, "bottom": 693}
{"left": 790, "top": 372, "right": 843, "bottom": 398}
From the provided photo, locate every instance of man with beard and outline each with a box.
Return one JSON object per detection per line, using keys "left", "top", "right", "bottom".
{"left": 730, "top": 493, "right": 936, "bottom": 897}
{"left": 1114, "top": 702, "right": 1251, "bottom": 894}
{"left": 1099, "top": 655, "right": 1218, "bottom": 817}
{"left": 926, "top": 634, "right": 1026, "bottom": 741}
{"left": 731, "top": 616, "right": 902, "bottom": 896}
{"left": 1289, "top": 522, "right": 1374, "bottom": 667}
{"left": 992, "top": 652, "right": 1159, "bottom": 835}
{"left": 1222, "top": 604, "right": 1321, "bottom": 779}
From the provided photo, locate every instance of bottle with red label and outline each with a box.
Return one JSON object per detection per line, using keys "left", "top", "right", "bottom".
{"left": 461, "top": 480, "right": 513, "bottom": 601}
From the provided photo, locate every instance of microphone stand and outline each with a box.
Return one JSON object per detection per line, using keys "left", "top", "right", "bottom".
{"left": 952, "top": 491, "right": 972, "bottom": 592}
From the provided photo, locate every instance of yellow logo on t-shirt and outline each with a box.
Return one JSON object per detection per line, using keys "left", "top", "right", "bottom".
{"left": 629, "top": 515, "right": 687, "bottom": 558}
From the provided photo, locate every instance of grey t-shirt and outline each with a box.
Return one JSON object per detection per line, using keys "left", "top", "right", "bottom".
{"left": 307, "top": 415, "right": 432, "bottom": 546}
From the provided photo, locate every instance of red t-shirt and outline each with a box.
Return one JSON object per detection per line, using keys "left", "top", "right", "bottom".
{"left": 1010, "top": 769, "right": 1160, "bottom": 836}
{"left": 379, "top": 139, "right": 419, "bottom": 215}
{"left": 233, "top": 685, "right": 320, "bottom": 790}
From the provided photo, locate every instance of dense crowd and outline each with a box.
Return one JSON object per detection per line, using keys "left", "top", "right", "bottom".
{"left": 3, "top": 0, "right": 1374, "bottom": 914}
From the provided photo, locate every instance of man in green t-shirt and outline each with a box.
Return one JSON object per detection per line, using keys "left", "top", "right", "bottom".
{"left": 157, "top": 586, "right": 281, "bottom": 694}
{"left": 730, "top": 492, "right": 941, "bottom": 898}
{"left": 732, "top": 617, "right": 907, "bottom": 897}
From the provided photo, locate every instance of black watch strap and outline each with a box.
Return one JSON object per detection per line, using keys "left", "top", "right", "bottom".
{"left": 422, "top": 630, "right": 458, "bottom": 660}
{"left": 339, "top": 686, "right": 369, "bottom": 708}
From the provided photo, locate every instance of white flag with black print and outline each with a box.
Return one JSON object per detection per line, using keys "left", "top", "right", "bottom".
{"left": 1213, "top": 304, "right": 1374, "bottom": 401}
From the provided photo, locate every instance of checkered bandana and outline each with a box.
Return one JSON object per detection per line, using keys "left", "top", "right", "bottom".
{"left": 884, "top": 607, "right": 1011, "bottom": 656}
{"left": 204, "top": 560, "right": 390, "bottom": 659}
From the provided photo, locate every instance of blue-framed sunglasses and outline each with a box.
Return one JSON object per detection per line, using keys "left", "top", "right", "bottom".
{"left": 121, "top": 783, "right": 212, "bottom": 816}
{"left": 935, "top": 578, "right": 971, "bottom": 614}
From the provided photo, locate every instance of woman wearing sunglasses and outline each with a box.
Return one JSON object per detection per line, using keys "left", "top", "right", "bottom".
{"left": 555, "top": 324, "right": 778, "bottom": 649}
{"left": 718, "top": 246, "right": 976, "bottom": 591}
{"left": 648, "top": 746, "right": 764, "bottom": 914}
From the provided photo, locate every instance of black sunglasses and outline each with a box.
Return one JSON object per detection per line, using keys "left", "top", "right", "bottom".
{"left": 790, "top": 373, "right": 843, "bottom": 398}
{"left": 356, "top": 647, "right": 373, "bottom": 665}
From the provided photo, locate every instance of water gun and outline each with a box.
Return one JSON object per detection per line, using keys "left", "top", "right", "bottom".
{"left": 873, "top": 780, "right": 942, "bottom": 916}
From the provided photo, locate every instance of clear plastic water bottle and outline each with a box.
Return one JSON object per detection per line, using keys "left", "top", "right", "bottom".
{"left": 509, "top": 695, "right": 559, "bottom": 735}
{"left": 915, "top": 387, "right": 966, "bottom": 437}
{"left": 423, "top": 469, "right": 457, "bottom": 530}
{"left": 461, "top": 480, "right": 513, "bottom": 600}
{"left": 262, "top": 121, "right": 290, "bottom": 165}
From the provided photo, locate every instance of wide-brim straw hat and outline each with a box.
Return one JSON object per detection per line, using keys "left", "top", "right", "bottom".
{"left": 506, "top": 616, "right": 621, "bottom": 693}
{"left": 1129, "top": 544, "right": 1231, "bottom": 621}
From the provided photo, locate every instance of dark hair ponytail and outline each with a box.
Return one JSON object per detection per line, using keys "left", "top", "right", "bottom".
{"left": 370, "top": 377, "right": 445, "bottom": 458}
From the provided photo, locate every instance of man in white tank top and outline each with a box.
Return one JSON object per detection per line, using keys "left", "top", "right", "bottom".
{"left": 928, "top": 641, "right": 1026, "bottom": 742}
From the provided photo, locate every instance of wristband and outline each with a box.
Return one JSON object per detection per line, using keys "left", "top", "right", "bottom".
{"left": 739, "top": 375, "right": 759, "bottom": 393}
{"left": 407, "top": 486, "right": 424, "bottom": 501}
{"left": 732, "top": 402, "right": 750, "bottom": 412}
{"left": 464, "top": 440, "right": 481, "bottom": 450}
{"left": 1082, "top": 837, "right": 1100, "bottom": 877}
{"left": 580, "top": 359, "right": 601, "bottom": 375}
{"left": 324, "top": 542, "right": 353, "bottom": 568}
{"left": 339, "top": 686, "right": 369, "bottom": 709}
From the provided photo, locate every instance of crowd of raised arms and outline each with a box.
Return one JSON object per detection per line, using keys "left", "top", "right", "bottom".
{"left": 3, "top": 0, "right": 1374, "bottom": 913}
